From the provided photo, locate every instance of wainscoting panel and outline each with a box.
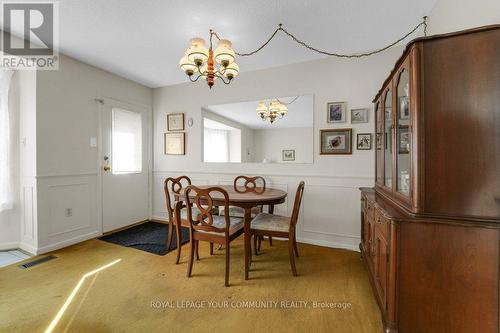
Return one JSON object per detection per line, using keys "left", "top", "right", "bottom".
{"left": 153, "top": 171, "right": 373, "bottom": 251}
{"left": 19, "top": 176, "right": 37, "bottom": 253}
{"left": 36, "top": 175, "right": 100, "bottom": 254}
{"left": 22, "top": 185, "right": 35, "bottom": 240}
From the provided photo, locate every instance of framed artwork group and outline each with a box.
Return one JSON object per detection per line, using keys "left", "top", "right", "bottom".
{"left": 322, "top": 102, "right": 373, "bottom": 154}
{"left": 164, "top": 113, "right": 186, "bottom": 155}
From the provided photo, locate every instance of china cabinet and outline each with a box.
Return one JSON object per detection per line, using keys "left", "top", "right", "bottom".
{"left": 360, "top": 25, "right": 500, "bottom": 333}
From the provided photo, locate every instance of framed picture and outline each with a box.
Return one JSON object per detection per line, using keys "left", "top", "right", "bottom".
{"left": 164, "top": 132, "right": 185, "bottom": 155}
{"left": 282, "top": 149, "right": 295, "bottom": 161}
{"left": 398, "top": 125, "right": 410, "bottom": 154}
{"left": 357, "top": 133, "right": 372, "bottom": 150}
{"left": 166, "top": 113, "right": 185, "bottom": 131}
{"left": 399, "top": 97, "right": 409, "bottom": 120}
{"left": 320, "top": 128, "right": 352, "bottom": 155}
{"left": 351, "top": 108, "right": 369, "bottom": 123}
{"left": 327, "top": 102, "right": 347, "bottom": 123}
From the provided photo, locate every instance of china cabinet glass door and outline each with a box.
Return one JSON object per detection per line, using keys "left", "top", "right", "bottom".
{"left": 375, "top": 100, "right": 383, "bottom": 185}
{"left": 396, "top": 68, "right": 411, "bottom": 196}
{"left": 383, "top": 88, "right": 393, "bottom": 188}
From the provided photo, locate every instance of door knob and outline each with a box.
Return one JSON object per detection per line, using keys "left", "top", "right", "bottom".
{"left": 103, "top": 166, "right": 111, "bottom": 171}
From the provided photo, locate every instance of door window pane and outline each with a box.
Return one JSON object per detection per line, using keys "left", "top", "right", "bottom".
{"left": 112, "top": 108, "right": 142, "bottom": 174}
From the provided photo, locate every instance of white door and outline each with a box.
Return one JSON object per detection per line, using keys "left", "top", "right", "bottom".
{"left": 99, "top": 98, "right": 150, "bottom": 233}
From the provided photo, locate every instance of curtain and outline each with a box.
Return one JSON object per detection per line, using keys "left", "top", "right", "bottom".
{"left": 204, "top": 128, "right": 229, "bottom": 162}
{"left": 0, "top": 69, "right": 14, "bottom": 212}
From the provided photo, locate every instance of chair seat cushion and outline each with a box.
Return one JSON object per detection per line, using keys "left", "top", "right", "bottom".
{"left": 197, "top": 215, "right": 244, "bottom": 236}
{"left": 251, "top": 213, "right": 291, "bottom": 233}
{"left": 219, "top": 206, "right": 261, "bottom": 218}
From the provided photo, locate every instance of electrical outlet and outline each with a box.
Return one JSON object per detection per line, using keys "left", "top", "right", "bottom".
{"left": 65, "top": 208, "right": 73, "bottom": 217}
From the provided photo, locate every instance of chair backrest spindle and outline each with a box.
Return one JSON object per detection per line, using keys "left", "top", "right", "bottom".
{"left": 234, "top": 175, "right": 266, "bottom": 194}
{"left": 185, "top": 185, "right": 231, "bottom": 236}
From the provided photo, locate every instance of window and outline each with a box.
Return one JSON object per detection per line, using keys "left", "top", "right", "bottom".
{"left": 0, "top": 70, "right": 14, "bottom": 212}
{"left": 112, "top": 108, "right": 142, "bottom": 174}
{"left": 204, "top": 127, "right": 229, "bottom": 162}
{"left": 203, "top": 118, "right": 241, "bottom": 163}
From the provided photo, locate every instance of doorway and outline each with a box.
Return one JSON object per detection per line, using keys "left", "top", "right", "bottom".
{"left": 98, "top": 97, "right": 151, "bottom": 233}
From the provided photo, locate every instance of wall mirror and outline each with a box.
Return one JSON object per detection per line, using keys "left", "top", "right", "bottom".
{"left": 202, "top": 95, "right": 313, "bottom": 164}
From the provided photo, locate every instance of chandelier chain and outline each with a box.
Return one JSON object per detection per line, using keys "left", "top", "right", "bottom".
{"left": 235, "top": 16, "right": 428, "bottom": 58}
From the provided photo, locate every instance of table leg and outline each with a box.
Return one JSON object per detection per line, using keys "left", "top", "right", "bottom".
{"left": 268, "top": 205, "right": 274, "bottom": 246}
{"left": 268, "top": 204, "right": 275, "bottom": 214}
{"left": 244, "top": 207, "right": 251, "bottom": 280}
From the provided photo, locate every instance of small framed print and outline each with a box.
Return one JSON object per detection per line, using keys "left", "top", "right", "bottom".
{"left": 282, "top": 149, "right": 295, "bottom": 161}
{"left": 164, "top": 132, "right": 185, "bottom": 155}
{"left": 327, "top": 102, "right": 347, "bottom": 123}
{"left": 320, "top": 128, "right": 352, "bottom": 155}
{"left": 357, "top": 133, "right": 372, "bottom": 150}
{"left": 166, "top": 113, "right": 185, "bottom": 131}
{"left": 351, "top": 108, "right": 369, "bottom": 123}
{"left": 399, "top": 96, "right": 409, "bottom": 120}
{"left": 398, "top": 125, "right": 410, "bottom": 154}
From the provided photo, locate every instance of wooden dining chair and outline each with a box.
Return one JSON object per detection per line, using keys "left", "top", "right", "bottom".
{"left": 250, "top": 181, "right": 305, "bottom": 276}
{"left": 219, "top": 175, "right": 265, "bottom": 217}
{"left": 164, "top": 176, "right": 202, "bottom": 264}
{"left": 219, "top": 175, "right": 273, "bottom": 246}
{"left": 183, "top": 185, "right": 244, "bottom": 287}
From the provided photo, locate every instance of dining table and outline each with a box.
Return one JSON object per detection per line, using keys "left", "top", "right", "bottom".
{"left": 176, "top": 184, "right": 287, "bottom": 280}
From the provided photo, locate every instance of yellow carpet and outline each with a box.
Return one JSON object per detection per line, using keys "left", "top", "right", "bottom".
{"left": 0, "top": 238, "right": 382, "bottom": 333}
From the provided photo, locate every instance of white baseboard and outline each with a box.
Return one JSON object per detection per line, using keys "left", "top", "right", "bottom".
{"left": 0, "top": 242, "right": 20, "bottom": 251}
{"left": 36, "top": 230, "right": 102, "bottom": 254}
{"left": 296, "top": 236, "right": 360, "bottom": 252}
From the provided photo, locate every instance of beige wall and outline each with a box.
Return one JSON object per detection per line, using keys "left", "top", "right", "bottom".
{"left": 428, "top": 0, "right": 500, "bottom": 34}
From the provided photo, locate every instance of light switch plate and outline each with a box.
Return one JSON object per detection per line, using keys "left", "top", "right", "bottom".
{"left": 90, "top": 137, "right": 97, "bottom": 147}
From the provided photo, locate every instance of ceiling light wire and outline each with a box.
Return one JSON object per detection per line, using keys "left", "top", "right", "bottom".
{"left": 234, "top": 16, "right": 428, "bottom": 58}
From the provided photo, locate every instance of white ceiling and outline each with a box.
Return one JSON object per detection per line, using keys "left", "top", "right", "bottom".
{"left": 4, "top": 0, "right": 437, "bottom": 88}
{"left": 205, "top": 95, "right": 313, "bottom": 129}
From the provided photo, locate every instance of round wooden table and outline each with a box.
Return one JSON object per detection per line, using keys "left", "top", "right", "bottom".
{"left": 177, "top": 185, "right": 287, "bottom": 280}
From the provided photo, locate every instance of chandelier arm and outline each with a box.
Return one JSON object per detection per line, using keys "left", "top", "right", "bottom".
{"left": 189, "top": 74, "right": 203, "bottom": 82}
{"left": 196, "top": 64, "right": 208, "bottom": 76}
{"left": 235, "top": 17, "right": 428, "bottom": 58}
{"left": 214, "top": 73, "right": 231, "bottom": 85}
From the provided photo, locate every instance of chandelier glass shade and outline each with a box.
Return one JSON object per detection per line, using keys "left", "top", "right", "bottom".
{"left": 179, "top": 34, "right": 239, "bottom": 88}
{"left": 257, "top": 99, "right": 288, "bottom": 124}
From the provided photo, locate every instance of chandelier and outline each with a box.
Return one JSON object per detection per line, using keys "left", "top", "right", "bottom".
{"left": 179, "top": 30, "right": 239, "bottom": 89}
{"left": 179, "top": 17, "right": 427, "bottom": 89}
{"left": 256, "top": 100, "right": 288, "bottom": 124}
